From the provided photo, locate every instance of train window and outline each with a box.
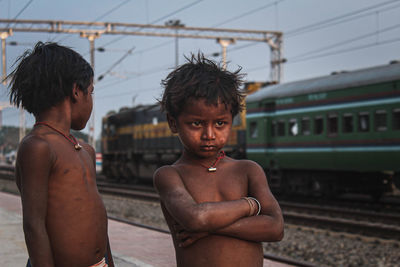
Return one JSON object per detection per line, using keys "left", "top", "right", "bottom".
{"left": 314, "top": 116, "right": 323, "bottom": 135}
{"left": 289, "top": 119, "right": 298, "bottom": 136}
{"left": 301, "top": 117, "right": 310, "bottom": 135}
{"left": 358, "top": 112, "right": 370, "bottom": 132}
{"left": 277, "top": 120, "right": 285, "bottom": 136}
{"left": 109, "top": 124, "right": 116, "bottom": 136}
{"left": 249, "top": 121, "right": 258, "bottom": 139}
{"left": 271, "top": 121, "right": 277, "bottom": 137}
{"left": 327, "top": 114, "right": 338, "bottom": 135}
{"left": 102, "top": 123, "right": 108, "bottom": 136}
{"left": 342, "top": 113, "right": 353, "bottom": 133}
{"left": 392, "top": 109, "right": 400, "bottom": 130}
{"left": 374, "top": 110, "right": 387, "bottom": 131}
{"left": 152, "top": 117, "right": 158, "bottom": 125}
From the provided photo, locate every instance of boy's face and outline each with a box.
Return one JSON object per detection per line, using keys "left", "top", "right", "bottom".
{"left": 168, "top": 97, "right": 233, "bottom": 159}
{"left": 71, "top": 82, "right": 94, "bottom": 130}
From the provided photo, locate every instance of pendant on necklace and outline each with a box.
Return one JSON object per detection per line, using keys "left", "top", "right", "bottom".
{"left": 205, "top": 151, "right": 225, "bottom": 172}
{"left": 74, "top": 144, "right": 82, "bottom": 150}
{"left": 208, "top": 167, "right": 217, "bottom": 172}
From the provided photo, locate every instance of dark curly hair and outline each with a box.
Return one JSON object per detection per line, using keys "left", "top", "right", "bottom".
{"left": 160, "top": 53, "right": 245, "bottom": 119}
{"left": 7, "top": 42, "right": 93, "bottom": 116}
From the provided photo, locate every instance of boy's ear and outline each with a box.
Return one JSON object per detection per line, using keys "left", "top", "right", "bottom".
{"left": 71, "top": 84, "right": 80, "bottom": 103}
{"left": 167, "top": 114, "right": 178, "bottom": 133}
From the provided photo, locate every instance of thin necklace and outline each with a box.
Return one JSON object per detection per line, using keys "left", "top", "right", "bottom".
{"left": 34, "top": 122, "right": 82, "bottom": 150}
{"left": 198, "top": 150, "right": 225, "bottom": 172}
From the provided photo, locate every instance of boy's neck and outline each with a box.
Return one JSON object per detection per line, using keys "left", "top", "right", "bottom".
{"left": 180, "top": 150, "right": 225, "bottom": 172}
{"left": 35, "top": 101, "right": 72, "bottom": 134}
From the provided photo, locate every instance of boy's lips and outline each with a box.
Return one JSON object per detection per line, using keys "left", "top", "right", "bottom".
{"left": 200, "top": 145, "right": 216, "bottom": 151}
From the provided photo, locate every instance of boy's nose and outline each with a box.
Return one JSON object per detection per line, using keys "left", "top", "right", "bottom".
{"left": 202, "top": 125, "right": 215, "bottom": 140}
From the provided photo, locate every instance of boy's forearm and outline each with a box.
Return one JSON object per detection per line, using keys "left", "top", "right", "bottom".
{"left": 213, "top": 214, "right": 284, "bottom": 242}
{"left": 24, "top": 224, "right": 55, "bottom": 266}
{"left": 180, "top": 198, "right": 252, "bottom": 232}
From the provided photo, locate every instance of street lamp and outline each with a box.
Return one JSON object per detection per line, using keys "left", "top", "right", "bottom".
{"left": 165, "top": 19, "right": 185, "bottom": 67}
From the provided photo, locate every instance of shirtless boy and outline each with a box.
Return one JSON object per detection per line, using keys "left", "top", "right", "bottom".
{"left": 154, "top": 54, "right": 284, "bottom": 267}
{"left": 7, "top": 42, "right": 114, "bottom": 267}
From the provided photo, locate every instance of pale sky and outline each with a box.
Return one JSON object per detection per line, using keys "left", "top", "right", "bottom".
{"left": 1, "top": 0, "right": 399, "bottom": 141}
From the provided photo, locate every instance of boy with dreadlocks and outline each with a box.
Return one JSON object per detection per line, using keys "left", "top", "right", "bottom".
{"left": 154, "top": 54, "right": 284, "bottom": 267}
{"left": 7, "top": 42, "right": 114, "bottom": 267}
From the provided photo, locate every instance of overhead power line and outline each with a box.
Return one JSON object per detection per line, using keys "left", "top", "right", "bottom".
{"left": 56, "top": 0, "right": 132, "bottom": 43}
{"left": 96, "top": 45, "right": 135, "bottom": 82}
{"left": 212, "top": 0, "right": 284, "bottom": 27}
{"left": 95, "top": 63, "right": 171, "bottom": 92}
{"left": 286, "top": 0, "right": 400, "bottom": 37}
{"left": 290, "top": 22, "right": 400, "bottom": 61}
{"left": 7, "top": 0, "right": 34, "bottom": 26}
{"left": 208, "top": 0, "right": 400, "bottom": 68}
{"left": 289, "top": 37, "right": 400, "bottom": 64}
{"left": 99, "top": 0, "right": 204, "bottom": 48}
{"left": 93, "top": 0, "right": 132, "bottom": 22}
{"left": 246, "top": 35, "right": 400, "bottom": 73}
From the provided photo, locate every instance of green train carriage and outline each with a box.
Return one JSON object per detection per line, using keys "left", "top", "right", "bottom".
{"left": 246, "top": 62, "right": 400, "bottom": 197}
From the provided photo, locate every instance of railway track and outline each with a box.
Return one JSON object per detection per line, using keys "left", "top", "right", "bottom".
{"left": 1, "top": 166, "right": 399, "bottom": 240}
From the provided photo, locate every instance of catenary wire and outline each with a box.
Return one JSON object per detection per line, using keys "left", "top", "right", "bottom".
{"left": 5, "top": 0, "right": 34, "bottom": 28}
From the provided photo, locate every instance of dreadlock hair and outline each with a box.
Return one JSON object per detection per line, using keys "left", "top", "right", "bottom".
{"left": 7, "top": 41, "right": 93, "bottom": 116}
{"left": 160, "top": 53, "right": 245, "bottom": 119}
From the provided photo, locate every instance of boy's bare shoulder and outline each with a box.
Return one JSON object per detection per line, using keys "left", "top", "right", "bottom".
{"left": 153, "top": 165, "right": 179, "bottom": 179}
{"left": 230, "top": 158, "right": 263, "bottom": 173}
{"left": 153, "top": 164, "right": 186, "bottom": 193}
{"left": 81, "top": 142, "right": 95, "bottom": 159}
{"left": 18, "top": 133, "right": 53, "bottom": 158}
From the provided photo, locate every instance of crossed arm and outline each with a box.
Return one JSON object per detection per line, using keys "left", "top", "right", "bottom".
{"left": 153, "top": 161, "right": 284, "bottom": 247}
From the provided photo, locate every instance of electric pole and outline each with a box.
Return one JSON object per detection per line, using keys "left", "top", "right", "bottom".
{"left": 216, "top": 38, "right": 235, "bottom": 70}
{"left": 1, "top": 29, "right": 12, "bottom": 85}
{"left": 165, "top": 19, "right": 185, "bottom": 67}
{"left": 80, "top": 32, "right": 101, "bottom": 148}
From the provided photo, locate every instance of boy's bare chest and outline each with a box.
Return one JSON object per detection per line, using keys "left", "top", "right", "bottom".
{"left": 51, "top": 148, "right": 96, "bottom": 185}
{"left": 180, "top": 170, "right": 248, "bottom": 202}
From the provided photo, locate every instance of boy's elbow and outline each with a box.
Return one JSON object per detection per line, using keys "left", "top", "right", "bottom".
{"left": 182, "top": 209, "right": 210, "bottom": 232}
{"left": 274, "top": 224, "right": 284, "bottom": 241}
{"left": 261, "top": 215, "right": 284, "bottom": 242}
{"left": 272, "top": 216, "right": 284, "bottom": 241}
{"left": 184, "top": 212, "right": 207, "bottom": 232}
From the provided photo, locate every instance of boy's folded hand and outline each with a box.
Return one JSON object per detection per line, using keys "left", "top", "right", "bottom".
{"left": 176, "top": 230, "right": 209, "bottom": 248}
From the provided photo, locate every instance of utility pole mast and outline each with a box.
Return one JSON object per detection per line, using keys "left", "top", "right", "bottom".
{"left": 0, "top": 102, "right": 11, "bottom": 130}
{"left": 165, "top": 20, "right": 185, "bottom": 67}
{"left": 80, "top": 32, "right": 101, "bottom": 148}
{"left": 1, "top": 30, "right": 26, "bottom": 141}
{"left": 216, "top": 38, "right": 235, "bottom": 70}
{"left": 1, "top": 29, "right": 12, "bottom": 84}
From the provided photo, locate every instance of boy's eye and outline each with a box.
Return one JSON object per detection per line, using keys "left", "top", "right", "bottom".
{"left": 192, "top": 121, "right": 201, "bottom": 127}
{"left": 216, "top": 121, "right": 226, "bottom": 126}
